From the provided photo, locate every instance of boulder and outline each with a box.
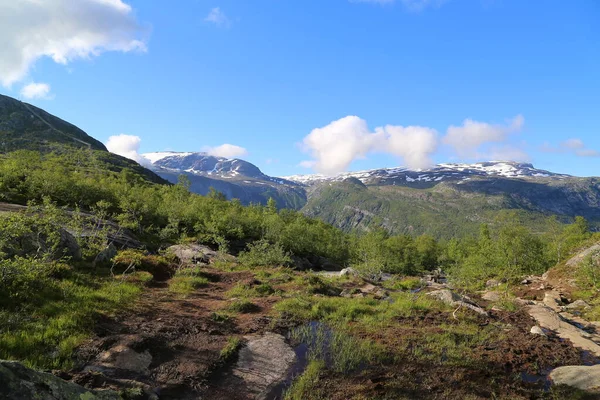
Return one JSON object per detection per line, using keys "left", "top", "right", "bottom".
{"left": 94, "top": 243, "right": 117, "bottom": 265}
{"left": 0, "top": 360, "right": 120, "bottom": 400}
{"left": 565, "top": 299, "right": 591, "bottom": 311}
{"left": 340, "top": 267, "right": 357, "bottom": 277}
{"left": 230, "top": 333, "right": 296, "bottom": 399}
{"left": 94, "top": 344, "right": 152, "bottom": 374}
{"left": 549, "top": 364, "right": 600, "bottom": 393}
{"left": 167, "top": 244, "right": 217, "bottom": 265}
{"left": 291, "top": 256, "right": 312, "bottom": 271}
{"left": 427, "top": 289, "right": 488, "bottom": 316}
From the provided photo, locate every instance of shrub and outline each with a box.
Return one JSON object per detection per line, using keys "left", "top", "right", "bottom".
{"left": 227, "top": 299, "right": 259, "bottom": 313}
{"left": 238, "top": 239, "right": 292, "bottom": 268}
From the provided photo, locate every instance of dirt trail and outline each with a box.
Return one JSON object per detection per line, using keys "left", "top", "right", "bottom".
{"left": 70, "top": 268, "right": 283, "bottom": 400}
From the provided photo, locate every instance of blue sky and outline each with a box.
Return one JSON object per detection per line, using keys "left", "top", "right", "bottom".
{"left": 1, "top": 0, "right": 599, "bottom": 176}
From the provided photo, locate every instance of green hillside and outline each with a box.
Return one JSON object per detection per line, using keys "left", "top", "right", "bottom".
{"left": 302, "top": 176, "right": 600, "bottom": 239}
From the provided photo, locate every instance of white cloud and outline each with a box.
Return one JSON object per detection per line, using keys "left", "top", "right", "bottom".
{"left": 106, "top": 134, "right": 151, "bottom": 166}
{"left": 0, "top": 0, "right": 146, "bottom": 87}
{"left": 204, "top": 144, "right": 248, "bottom": 158}
{"left": 205, "top": 7, "right": 231, "bottom": 27}
{"left": 374, "top": 125, "right": 438, "bottom": 169}
{"left": 443, "top": 115, "right": 524, "bottom": 158}
{"left": 301, "top": 116, "right": 439, "bottom": 175}
{"left": 20, "top": 82, "right": 52, "bottom": 100}
{"left": 541, "top": 138, "right": 599, "bottom": 158}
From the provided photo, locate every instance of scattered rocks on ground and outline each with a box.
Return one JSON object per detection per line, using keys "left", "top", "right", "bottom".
{"left": 549, "top": 364, "right": 600, "bottom": 393}
{"left": 530, "top": 326, "right": 546, "bottom": 336}
{"left": 0, "top": 360, "right": 121, "bottom": 400}
{"left": 427, "top": 289, "right": 488, "bottom": 316}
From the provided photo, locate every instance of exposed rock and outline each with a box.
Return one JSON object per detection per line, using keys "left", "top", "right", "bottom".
{"left": 565, "top": 243, "right": 600, "bottom": 268}
{"left": 167, "top": 244, "right": 217, "bottom": 265}
{"left": 549, "top": 364, "right": 600, "bottom": 393}
{"left": 59, "top": 228, "right": 82, "bottom": 260}
{"left": 84, "top": 335, "right": 153, "bottom": 377}
{"left": 228, "top": 332, "right": 296, "bottom": 399}
{"left": 482, "top": 291, "right": 501, "bottom": 302}
{"left": 340, "top": 267, "right": 357, "bottom": 277}
{"left": 527, "top": 304, "right": 600, "bottom": 357}
{"left": 485, "top": 279, "right": 501, "bottom": 288}
{"left": 94, "top": 243, "right": 117, "bottom": 265}
{"left": 530, "top": 326, "right": 546, "bottom": 336}
{"left": 95, "top": 345, "right": 152, "bottom": 374}
{"left": 291, "top": 255, "right": 312, "bottom": 271}
{"left": 0, "top": 360, "right": 120, "bottom": 400}
{"left": 543, "top": 291, "right": 564, "bottom": 311}
{"left": 427, "top": 289, "right": 488, "bottom": 316}
{"left": 565, "top": 299, "right": 591, "bottom": 311}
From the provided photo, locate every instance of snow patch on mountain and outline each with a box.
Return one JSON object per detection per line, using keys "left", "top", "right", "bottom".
{"left": 282, "top": 162, "right": 570, "bottom": 185}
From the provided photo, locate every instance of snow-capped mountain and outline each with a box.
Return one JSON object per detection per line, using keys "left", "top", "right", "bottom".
{"left": 282, "top": 162, "right": 570, "bottom": 186}
{"left": 142, "top": 152, "right": 306, "bottom": 209}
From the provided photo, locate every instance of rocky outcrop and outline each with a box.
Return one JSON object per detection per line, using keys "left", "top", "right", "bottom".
{"left": 167, "top": 244, "right": 218, "bottom": 265}
{"left": 223, "top": 333, "right": 297, "bottom": 399}
{"left": 527, "top": 304, "right": 600, "bottom": 357}
{"left": 0, "top": 360, "right": 120, "bottom": 400}
{"left": 549, "top": 364, "right": 600, "bottom": 393}
{"left": 428, "top": 289, "right": 488, "bottom": 316}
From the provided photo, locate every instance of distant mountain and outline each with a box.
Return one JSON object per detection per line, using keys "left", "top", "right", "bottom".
{"left": 0, "top": 94, "right": 165, "bottom": 184}
{"left": 282, "top": 162, "right": 600, "bottom": 238}
{"left": 283, "top": 162, "right": 569, "bottom": 186}
{"left": 143, "top": 152, "right": 307, "bottom": 209}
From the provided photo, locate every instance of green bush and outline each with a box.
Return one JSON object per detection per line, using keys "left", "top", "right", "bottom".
{"left": 238, "top": 239, "right": 292, "bottom": 267}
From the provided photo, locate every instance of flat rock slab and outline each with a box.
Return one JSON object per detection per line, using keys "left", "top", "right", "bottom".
{"left": 428, "top": 289, "right": 488, "bottom": 316}
{"left": 0, "top": 360, "right": 120, "bottom": 400}
{"left": 550, "top": 364, "right": 600, "bottom": 392}
{"left": 231, "top": 332, "right": 296, "bottom": 399}
{"left": 527, "top": 304, "right": 600, "bottom": 357}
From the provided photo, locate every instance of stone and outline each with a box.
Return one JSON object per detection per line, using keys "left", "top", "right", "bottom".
{"left": 543, "top": 291, "right": 564, "bottom": 311}
{"left": 291, "top": 256, "right": 312, "bottom": 271}
{"left": 0, "top": 360, "right": 120, "bottom": 399}
{"left": 527, "top": 304, "right": 600, "bottom": 357}
{"left": 549, "top": 364, "right": 600, "bottom": 393}
{"left": 94, "top": 243, "right": 117, "bottom": 265}
{"left": 482, "top": 291, "right": 501, "bottom": 302}
{"left": 485, "top": 279, "right": 501, "bottom": 288}
{"left": 530, "top": 326, "right": 546, "bottom": 336}
{"left": 565, "top": 299, "right": 591, "bottom": 310}
{"left": 340, "top": 267, "right": 357, "bottom": 277}
{"left": 167, "top": 244, "right": 216, "bottom": 265}
{"left": 95, "top": 344, "right": 152, "bottom": 374}
{"left": 231, "top": 333, "right": 296, "bottom": 399}
{"left": 427, "top": 289, "right": 488, "bottom": 316}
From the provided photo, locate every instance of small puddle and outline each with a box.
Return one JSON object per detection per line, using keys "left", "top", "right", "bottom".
{"left": 265, "top": 322, "right": 330, "bottom": 399}
{"left": 266, "top": 321, "right": 371, "bottom": 399}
